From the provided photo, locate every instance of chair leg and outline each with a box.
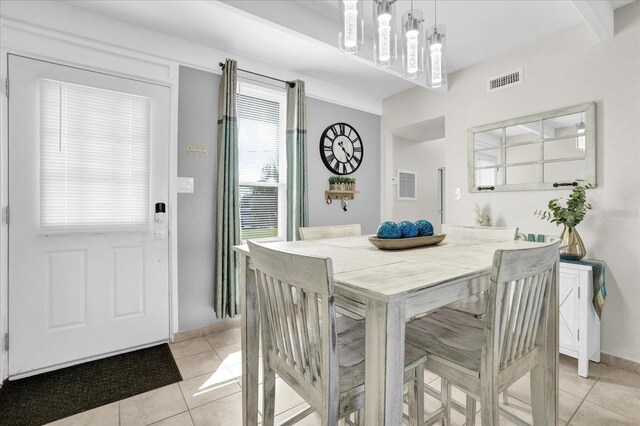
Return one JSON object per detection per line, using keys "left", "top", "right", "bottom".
{"left": 466, "top": 395, "right": 476, "bottom": 426}
{"left": 480, "top": 388, "right": 499, "bottom": 426}
{"left": 409, "top": 365, "right": 424, "bottom": 426}
{"left": 441, "top": 379, "right": 451, "bottom": 426}
{"left": 530, "top": 363, "right": 549, "bottom": 426}
{"left": 262, "top": 365, "right": 276, "bottom": 426}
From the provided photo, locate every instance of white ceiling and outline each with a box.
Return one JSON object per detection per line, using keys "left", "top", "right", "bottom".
{"left": 63, "top": 0, "right": 635, "bottom": 104}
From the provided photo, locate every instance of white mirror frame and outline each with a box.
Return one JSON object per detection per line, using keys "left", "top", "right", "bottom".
{"left": 468, "top": 102, "right": 596, "bottom": 192}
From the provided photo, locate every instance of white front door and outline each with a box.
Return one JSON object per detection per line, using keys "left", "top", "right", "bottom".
{"left": 8, "top": 55, "right": 171, "bottom": 377}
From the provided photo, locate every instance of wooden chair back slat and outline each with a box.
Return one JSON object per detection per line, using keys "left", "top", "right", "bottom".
{"left": 484, "top": 241, "right": 560, "bottom": 371}
{"left": 298, "top": 224, "right": 362, "bottom": 241}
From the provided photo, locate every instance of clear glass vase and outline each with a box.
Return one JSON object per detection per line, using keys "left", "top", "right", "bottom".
{"left": 560, "top": 226, "right": 586, "bottom": 261}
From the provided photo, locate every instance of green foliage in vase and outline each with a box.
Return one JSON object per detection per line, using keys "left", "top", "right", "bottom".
{"left": 535, "top": 185, "right": 592, "bottom": 228}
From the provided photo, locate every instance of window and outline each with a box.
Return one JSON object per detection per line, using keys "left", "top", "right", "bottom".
{"left": 40, "top": 79, "right": 151, "bottom": 233}
{"left": 237, "top": 82, "right": 287, "bottom": 241}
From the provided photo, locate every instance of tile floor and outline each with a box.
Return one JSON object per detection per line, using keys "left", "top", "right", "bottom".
{"left": 48, "top": 327, "right": 640, "bottom": 425}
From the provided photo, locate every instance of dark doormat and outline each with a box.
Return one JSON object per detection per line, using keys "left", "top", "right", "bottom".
{"left": 0, "top": 344, "right": 182, "bottom": 426}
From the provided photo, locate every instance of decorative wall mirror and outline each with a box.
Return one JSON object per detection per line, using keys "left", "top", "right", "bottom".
{"left": 468, "top": 102, "right": 596, "bottom": 192}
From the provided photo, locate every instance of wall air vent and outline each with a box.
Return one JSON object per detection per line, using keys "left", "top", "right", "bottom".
{"left": 397, "top": 170, "right": 417, "bottom": 201}
{"left": 487, "top": 67, "right": 523, "bottom": 93}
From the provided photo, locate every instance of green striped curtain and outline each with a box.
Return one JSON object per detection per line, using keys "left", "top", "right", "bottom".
{"left": 214, "top": 59, "right": 240, "bottom": 319}
{"left": 286, "top": 80, "right": 309, "bottom": 241}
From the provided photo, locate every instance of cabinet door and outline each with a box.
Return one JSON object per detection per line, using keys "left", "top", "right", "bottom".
{"left": 559, "top": 269, "right": 580, "bottom": 353}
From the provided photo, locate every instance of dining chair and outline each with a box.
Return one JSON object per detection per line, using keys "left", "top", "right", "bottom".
{"left": 248, "top": 240, "right": 428, "bottom": 426}
{"left": 442, "top": 225, "right": 519, "bottom": 319}
{"left": 298, "top": 224, "right": 361, "bottom": 241}
{"left": 405, "top": 241, "right": 560, "bottom": 425}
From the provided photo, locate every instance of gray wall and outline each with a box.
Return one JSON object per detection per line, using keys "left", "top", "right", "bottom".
{"left": 177, "top": 67, "right": 381, "bottom": 331}
{"left": 306, "top": 97, "right": 381, "bottom": 234}
{"left": 177, "top": 67, "right": 220, "bottom": 331}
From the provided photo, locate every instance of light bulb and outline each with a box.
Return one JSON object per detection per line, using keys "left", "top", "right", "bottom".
{"left": 377, "top": 13, "right": 392, "bottom": 62}
{"left": 406, "top": 29, "right": 419, "bottom": 74}
{"left": 430, "top": 42, "right": 443, "bottom": 87}
{"left": 344, "top": 1, "right": 358, "bottom": 49}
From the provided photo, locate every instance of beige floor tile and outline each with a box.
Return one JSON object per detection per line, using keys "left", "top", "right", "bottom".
{"left": 169, "top": 337, "right": 212, "bottom": 360}
{"left": 558, "top": 390, "right": 583, "bottom": 422}
{"left": 120, "top": 384, "right": 187, "bottom": 426}
{"left": 499, "top": 396, "right": 533, "bottom": 424}
{"left": 174, "top": 328, "right": 204, "bottom": 343}
{"left": 174, "top": 350, "right": 223, "bottom": 380}
{"left": 227, "top": 357, "right": 264, "bottom": 385}
{"left": 421, "top": 386, "right": 469, "bottom": 426}
{"left": 190, "top": 392, "right": 261, "bottom": 426}
{"left": 426, "top": 378, "right": 479, "bottom": 409}
{"left": 271, "top": 404, "right": 322, "bottom": 425}
{"left": 258, "top": 377, "right": 308, "bottom": 416}
{"left": 597, "top": 365, "right": 640, "bottom": 395}
{"left": 500, "top": 374, "right": 581, "bottom": 423}
{"left": 570, "top": 400, "right": 638, "bottom": 426}
{"left": 46, "top": 402, "right": 119, "bottom": 426}
{"left": 471, "top": 396, "right": 538, "bottom": 425}
{"left": 423, "top": 369, "right": 440, "bottom": 385}
{"left": 214, "top": 342, "right": 242, "bottom": 367}
{"left": 149, "top": 411, "right": 193, "bottom": 426}
{"left": 559, "top": 367, "right": 597, "bottom": 399}
{"left": 586, "top": 368, "right": 640, "bottom": 422}
{"left": 506, "top": 375, "right": 531, "bottom": 404}
{"left": 179, "top": 368, "right": 242, "bottom": 410}
{"left": 205, "top": 327, "right": 241, "bottom": 349}
{"left": 558, "top": 355, "right": 607, "bottom": 378}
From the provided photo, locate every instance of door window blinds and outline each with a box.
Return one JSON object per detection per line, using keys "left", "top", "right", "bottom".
{"left": 237, "top": 82, "right": 287, "bottom": 241}
{"left": 39, "top": 79, "right": 151, "bottom": 233}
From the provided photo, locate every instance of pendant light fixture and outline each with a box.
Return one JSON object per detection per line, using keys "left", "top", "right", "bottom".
{"left": 373, "top": 0, "right": 397, "bottom": 67}
{"left": 426, "top": 0, "right": 447, "bottom": 88}
{"left": 402, "top": 0, "right": 424, "bottom": 79}
{"left": 339, "top": 0, "right": 364, "bottom": 54}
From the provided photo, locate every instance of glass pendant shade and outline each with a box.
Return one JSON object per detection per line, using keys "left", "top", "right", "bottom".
{"left": 373, "top": 0, "right": 397, "bottom": 67}
{"left": 426, "top": 25, "right": 447, "bottom": 88}
{"left": 339, "top": 0, "right": 364, "bottom": 54}
{"left": 402, "top": 9, "right": 424, "bottom": 79}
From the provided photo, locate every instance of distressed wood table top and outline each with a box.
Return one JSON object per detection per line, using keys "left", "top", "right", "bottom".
{"left": 235, "top": 235, "right": 544, "bottom": 300}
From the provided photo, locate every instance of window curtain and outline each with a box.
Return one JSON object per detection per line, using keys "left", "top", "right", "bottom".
{"left": 286, "top": 80, "right": 309, "bottom": 241}
{"left": 214, "top": 59, "right": 240, "bottom": 319}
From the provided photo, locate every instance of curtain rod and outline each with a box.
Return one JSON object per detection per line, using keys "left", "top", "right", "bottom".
{"left": 219, "top": 62, "right": 295, "bottom": 88}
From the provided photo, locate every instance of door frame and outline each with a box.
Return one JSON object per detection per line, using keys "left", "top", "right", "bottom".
{"left": 0, "top": 21, "right": 181, "bottom": 381}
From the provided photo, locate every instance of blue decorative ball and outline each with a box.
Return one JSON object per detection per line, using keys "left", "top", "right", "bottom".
{"left": 415, "top": 220, "right": 434, "bottom": 237}
{"left": 398, "top": 221, "right": 419, "bottom": 238}
{"left": 376, "top": 221, "right": 401, "bottom": 239}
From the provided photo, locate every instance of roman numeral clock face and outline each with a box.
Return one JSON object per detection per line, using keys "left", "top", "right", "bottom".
{"left": 319, "top": 122, "right": 363, "bottom": 175}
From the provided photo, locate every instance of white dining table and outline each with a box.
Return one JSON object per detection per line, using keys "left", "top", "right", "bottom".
{"left": 235, "top": 235, "right": 559, "bottom": 425}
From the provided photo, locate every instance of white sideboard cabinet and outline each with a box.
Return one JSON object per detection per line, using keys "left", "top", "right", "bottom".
{"left": 558, "top": 261, "right": 601, "bottom": 377}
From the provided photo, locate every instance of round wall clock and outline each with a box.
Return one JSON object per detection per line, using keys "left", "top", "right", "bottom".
{"left": 319, "top": 122, "right": 364, "bottom": 175}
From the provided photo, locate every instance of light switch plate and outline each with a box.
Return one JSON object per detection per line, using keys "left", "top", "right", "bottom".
{"left": 454, "top": 187, "right": 461, "bottom": 200}
{"left": 178, "top": 177, "right": 194, "bottom": 193}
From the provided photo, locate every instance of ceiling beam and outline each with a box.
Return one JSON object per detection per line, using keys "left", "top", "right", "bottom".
{"left": 571, "top": 0, "right": 614, "bottom": 40}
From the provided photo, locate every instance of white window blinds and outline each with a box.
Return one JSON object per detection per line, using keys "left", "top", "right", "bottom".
{"left": 237, "top": 82, "right": 287, "bottom": 241}
{"left": 39, "top": 79, "right": 151, "bottom": 233}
